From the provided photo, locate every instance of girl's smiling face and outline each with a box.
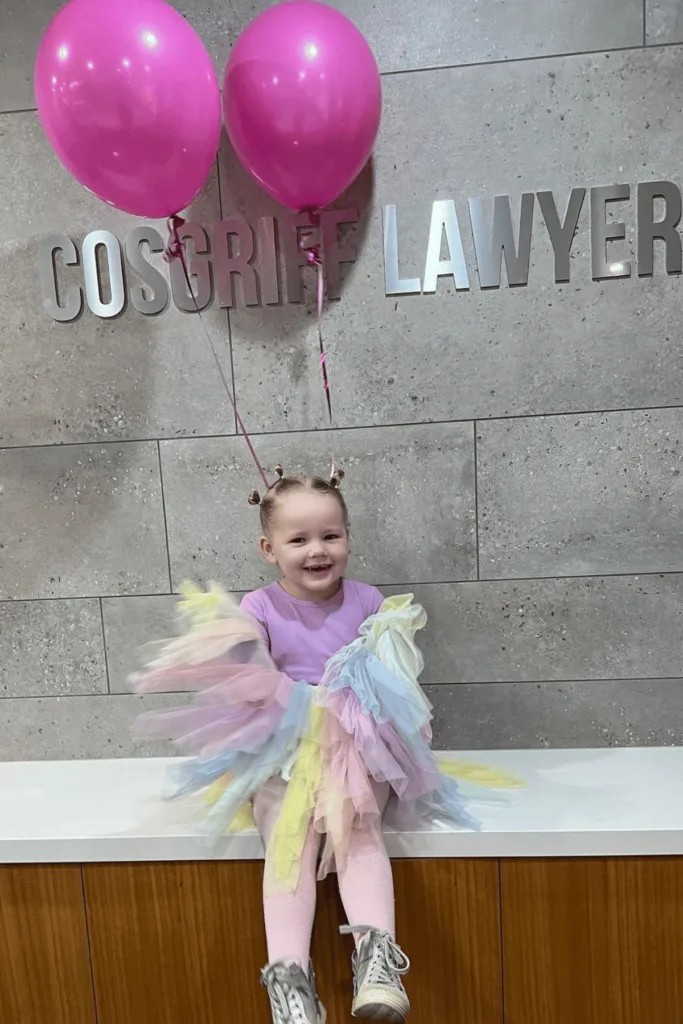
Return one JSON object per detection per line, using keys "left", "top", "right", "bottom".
{"left": 259, "top": 490, "right": 349, "bottom": 602}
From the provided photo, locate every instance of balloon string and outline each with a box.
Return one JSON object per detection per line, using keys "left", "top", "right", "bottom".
{"left": 164, "top": 216, "right": 271, "bottom": 490}
{"left": 300, "top": 213, "right": 335, "bottom": 475}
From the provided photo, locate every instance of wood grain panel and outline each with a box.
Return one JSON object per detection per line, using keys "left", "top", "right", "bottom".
{"left": 84, "top": 858, "right": 502, "bottom": 1024}
{"left": 0, "top": 864, "right": 96, "bottom": 1024}
{"left": 83, "top": 861, "right": 268, "bottom": 1024}
{"left": 314, "top": 858, "right": 502, "bottom": 1024}
{"left": 501, "top": 857, "right": 683, "bottom": 1024}
{"left": 394, "top": 858, "right": 502, "bottom": 1024}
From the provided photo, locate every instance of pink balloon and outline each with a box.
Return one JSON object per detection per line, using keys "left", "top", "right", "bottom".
{"left": 224, "top": 1, "right": 382, "bottom": 211}
{"left": 35, "top": 0, "right": 221, "bottom": 218}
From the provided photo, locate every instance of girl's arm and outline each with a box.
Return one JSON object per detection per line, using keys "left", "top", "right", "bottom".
{"left": 239, "top": 591, "right": 270, "bottom": 649}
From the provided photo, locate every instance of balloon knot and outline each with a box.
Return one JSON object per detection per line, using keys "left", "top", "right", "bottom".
{"left": 164, "top": 215, "right": 187, "bottom": 262}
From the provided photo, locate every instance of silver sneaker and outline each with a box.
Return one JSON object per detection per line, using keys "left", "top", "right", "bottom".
{"left": 340, "top": 925, "right": 410, "bottom": 1022}
{"left": 261, "top": 960, "right": 326, "bottom": 1024}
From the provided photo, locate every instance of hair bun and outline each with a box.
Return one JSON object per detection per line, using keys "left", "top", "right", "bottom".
{"left": 330, "top": 468, "right": 345, "bottom": 489}
{"left": 274, "top": 464, "right": 285, "bottom": 481}
{"left": 248, "top": 490, "right": 262, "bottom": 506}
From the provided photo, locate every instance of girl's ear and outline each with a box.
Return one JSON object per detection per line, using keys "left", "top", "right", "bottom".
{"left": 259, "top": 534, "right": 278, "bottom": 565}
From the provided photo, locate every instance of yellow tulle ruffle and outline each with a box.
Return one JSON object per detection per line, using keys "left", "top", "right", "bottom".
{"left": 265, "top": 702, "right": 324, "bottom": 892}
{"left": 436, "top": 755, "right": 524, "bottom": 790}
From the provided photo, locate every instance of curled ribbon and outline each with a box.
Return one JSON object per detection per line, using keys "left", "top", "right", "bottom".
{"left": 164, "top": 217, "right": 270, "bottom": 491}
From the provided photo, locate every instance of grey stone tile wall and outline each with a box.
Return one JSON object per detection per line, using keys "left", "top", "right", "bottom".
{"left": 0, "top": 115, "right": 234, "bottom": 449}
{"left": 401, "top": 576, "right": 683, "bottom": 684}
{"left": 2, "top": 0, "right": 683, "bottom": 759}
{"left": 0, "top": 693, "right": 181, "bottom": 761}
{"left": 646, "top": 1, "right": 683, "bottom": 43}
{"left": 171, "top": 0, "right": 645, "bottom": 76}
{"left": 0, "top": 442, "right": 169, "bottom": 600}
{"left": 223, "top": 45, "right": 683, "bottom": 432}
{"left": 1, "top": 0, "right": 644, "bottom": 112}
{"left": 102, "top": 596, "right": 179, "bottom": 694}
{"left": 477, "top": 409, "right": 683, "bottom": 579}
{"left": 159, "top": 424, "right": 476, "bottom": 591}
{"left": 0, "top": 600, "right": 106, "bottom": 698}
{"left": 426, "top": 678, "right": 683, "bottom": 749}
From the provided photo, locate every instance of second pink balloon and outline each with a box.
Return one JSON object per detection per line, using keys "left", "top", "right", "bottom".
{"left": 223, "top": 0, "right": 382, "bottom": 211}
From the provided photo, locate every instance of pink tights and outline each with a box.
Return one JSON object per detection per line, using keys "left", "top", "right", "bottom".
{"left": 253, "top": 777, "right": 396, "bottom": 967}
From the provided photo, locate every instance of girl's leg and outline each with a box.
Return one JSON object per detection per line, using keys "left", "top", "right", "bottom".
{"left": 337, "top": 781, "right": 395, "bottom": 938}
{"left": 253, "top": 777, "right": 323, "bottom": 968}
{"left": 337, "top": 783, "right": 411, "bottom": 1023}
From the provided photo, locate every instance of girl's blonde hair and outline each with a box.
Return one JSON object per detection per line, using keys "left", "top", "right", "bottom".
{"left": 248, "top": 465, "right": 348, "bottom": 532}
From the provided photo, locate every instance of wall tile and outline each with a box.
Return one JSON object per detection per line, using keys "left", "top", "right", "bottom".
{"left": 477, "top": 409, "right": 683, "bottom": 579}
{"left": 0, "top": 442, "right": 169, "bottom": 600}
{"left": 329, "top": 0, "right": 643, "bottom": 73}
{"left": 0, "top": 0, "right": 62, "bottom": 112}
{"left": 427, "top": 678, "right": 683, "bottom": 749}
{"left": 222, "top": 46, "right": 683, "bottom": 432}
{"left": 0, "top": 113, "right": 234, "bottom": 447}
{"left": 396, "top": 576, "right": 683, "bottom": 683}
{"left": 0, "top": 693, "right": 183, "bottom": 760}
{"left": 170, "top": 0, "right": 642, "bottom": 76}
{"left": 646, "top": 2, "right": 683, "bottom": 43}
{"left": 102, "top": 595, "right": 179, "bottom": 694}
{"left": 0, "top": 599, "right": 106, "bottom": 697}
{"left": 0, "top": 0, "right": 644, "bottom": 111}
{"left": 160, "top": 423, "right": 476, "bottom": 591}
{"left": 0, "top": 114, "right": 220, "bottom": 241}
{"left": 0, "top": 681, "right": 676, "bottom": 759}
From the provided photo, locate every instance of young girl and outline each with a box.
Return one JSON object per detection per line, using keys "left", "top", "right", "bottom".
{"left": 134, "top": 466, "right": 474, "bottom": 1024}
{"left": 243, "top": 467, "right": 409, "bottom": 1024}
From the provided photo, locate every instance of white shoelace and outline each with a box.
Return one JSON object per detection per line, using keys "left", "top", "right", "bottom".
{"left": 261, "top": 963, "right": 316, "bottom": 1024}
{"left": 340, "top": 925, "right": 411, "bottom": 986}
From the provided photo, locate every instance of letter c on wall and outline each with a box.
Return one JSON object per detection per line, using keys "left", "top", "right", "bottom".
{"left": 38, "top": 233, "right": 83, "bottom": 322}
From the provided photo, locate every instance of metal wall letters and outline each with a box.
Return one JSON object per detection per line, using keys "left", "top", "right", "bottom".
{"left": 38, "top": 180, "right": 683, "bottom": 321}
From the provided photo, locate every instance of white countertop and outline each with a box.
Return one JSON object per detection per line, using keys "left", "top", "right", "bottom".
{"left": 1, "top": 747, "right": 682, "bottom": 864}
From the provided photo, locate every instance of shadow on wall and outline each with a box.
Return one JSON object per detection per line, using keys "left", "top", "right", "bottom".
{"left": 0, "top": 183, "right": 235, "bottom": 602}
{"left": 218, "top": 137, "right": 376, "bottom": 426}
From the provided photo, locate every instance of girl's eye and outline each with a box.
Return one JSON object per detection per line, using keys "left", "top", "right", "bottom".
{"left": 325, "top": 534, "right": 340, "bottom": 541}
{"left": 290, "top": 537, "right": 305, "bottom": 544}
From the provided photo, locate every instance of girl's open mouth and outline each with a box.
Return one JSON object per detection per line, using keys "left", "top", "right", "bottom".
{"left": 306, "top": 565, "right": 332, "bottom": 574}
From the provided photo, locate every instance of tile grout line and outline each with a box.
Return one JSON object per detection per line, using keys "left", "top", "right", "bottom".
{"left": 0, "top": 105, "right": 38, "bottom": 115}
{"left": 3, "top": 400, "right": 683, "bottom": 454}
{"left": 215, "top": 151, "right": 239, "bottom": 437}
{"left": 225, "top": 300, "right": 240, "bottom": 439}
{"left": 2, "top": 37, "right": 682, "bottom": 119}
{"left": 3, "top": 675, "right": 682, "bottom": 702}
{"left": 98, "top": 598, "right": 111, "bottom": 695}
{"left": 2, "top": 564, "right": 683, "bottom": 605}
{"left": 377, "top": 38, "right": 678, "bottom": 77}
{"left": 156, "top": 440, "right": 174, "bottom": 593}
{"left": 473, "top": 420, "right": 481, "bottom": 581}
{"left": 643, "top": 0, "right": 647, "bottom": 46}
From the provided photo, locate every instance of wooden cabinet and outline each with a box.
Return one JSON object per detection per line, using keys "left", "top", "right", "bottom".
{"left": 1, "top": 856, "right": 683, "bottom": 1023}
{"left": 82, "top": 859, "right": 502, "bottom": 1024}
{"left": 0, "top": 865, "right": 96, "bottom": 1024}
{"left": 500, "top": 857, "right": 683, "bottom": 1024}
{"left": 83, "top": 861, "right": 267, "bottom": 1024}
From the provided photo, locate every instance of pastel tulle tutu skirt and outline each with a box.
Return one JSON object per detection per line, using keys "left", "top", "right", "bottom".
{"left": 132, "top": 583, "right": 521, "bottom": 892}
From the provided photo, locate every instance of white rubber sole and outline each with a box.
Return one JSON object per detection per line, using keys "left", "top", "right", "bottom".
{"left": 351, "top": 984, "right": 410, "bottom": 1022}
